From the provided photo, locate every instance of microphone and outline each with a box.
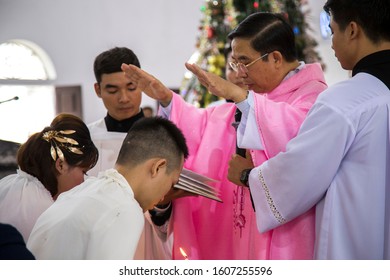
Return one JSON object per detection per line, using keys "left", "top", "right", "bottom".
{"left": 0, "top": 96, "right": 19, "bottom": 104}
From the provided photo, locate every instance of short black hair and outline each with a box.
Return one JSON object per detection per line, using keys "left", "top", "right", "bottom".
{"left": 324, "top": 0, "right": 390, "bottom": 43}
{"left": 116, "top": 117, "right": 189, "bottom": 173}
{"left": 228, "top": 12, "right": 297, "bottom": 62}
{"left": 93, "top": 47, "right": 141, "bottom": 83}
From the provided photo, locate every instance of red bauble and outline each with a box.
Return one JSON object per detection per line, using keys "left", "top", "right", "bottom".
{"left": 207, "top": 27, "right": 214, "bottom": 39}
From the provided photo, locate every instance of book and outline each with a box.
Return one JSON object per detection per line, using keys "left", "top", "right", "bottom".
{"left": 174, "top": 168, "right": 222, "bottom": 203}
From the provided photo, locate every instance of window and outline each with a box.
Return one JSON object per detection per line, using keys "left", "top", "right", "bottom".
{"left": 0, "top": 40, "right": 56, "bottom": 143}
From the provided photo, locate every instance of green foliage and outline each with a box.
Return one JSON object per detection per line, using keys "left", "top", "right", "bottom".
{"left": 181, "top": 0, "right": 323, "bottom": 108}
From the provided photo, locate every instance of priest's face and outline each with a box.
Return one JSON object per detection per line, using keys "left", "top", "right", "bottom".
{"left": 231, "top": 38, "right": 278, "bottom": 93}
{"left": 94, "top": 72, "right": 142, "bottom": 121}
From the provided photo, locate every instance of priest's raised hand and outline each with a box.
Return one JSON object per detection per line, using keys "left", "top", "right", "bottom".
{"left": 121, "top": 63, "right": 172, "bottom": 107}
{"left": 184, "top": 62, "right": 248, "bottom": 103}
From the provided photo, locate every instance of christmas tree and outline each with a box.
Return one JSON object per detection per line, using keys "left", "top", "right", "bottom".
{"left": 180, "top": 0, "right": 324, "bottom": 108}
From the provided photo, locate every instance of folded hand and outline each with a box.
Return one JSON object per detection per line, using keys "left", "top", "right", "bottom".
{"left": 228, "top": 150, "right": 254, "bottom": 186}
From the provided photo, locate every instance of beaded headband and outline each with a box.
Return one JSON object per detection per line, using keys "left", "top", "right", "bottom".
{"left": 42, "top": 130, "right": 83, "bottom": 161}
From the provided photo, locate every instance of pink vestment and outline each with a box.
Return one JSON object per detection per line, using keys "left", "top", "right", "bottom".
{"left": 168, "top": 63, "right": 327, "bottom": 259}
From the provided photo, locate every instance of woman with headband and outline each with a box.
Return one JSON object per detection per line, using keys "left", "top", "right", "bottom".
{"left": 0, "top": 113, "right": 98, "bottom": 242}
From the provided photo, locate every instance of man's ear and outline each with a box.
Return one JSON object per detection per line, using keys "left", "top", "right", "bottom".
{"left": 94, "top": 83, "right": 102, "bottom": 98}
{"left": 270, "top": 51, "right": 283, "bottom": 66}
{"left": 151, "top": 158, "right": 167, "bottom": 178}
{"left": 349, "top": 21, "right": 359, "bottom": 40}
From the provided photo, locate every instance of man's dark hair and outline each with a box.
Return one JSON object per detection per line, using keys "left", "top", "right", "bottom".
{"left": 93, "top": 47, "right": 141, "bottom": 83}
{"left": 228, "top": 12, "right": 297, "bottom": 62}
{"left": 324, "top": 0, "right": 390, "bottom": 43}
{"left": 116, "top": 117, "right": 189, "bottom": 173}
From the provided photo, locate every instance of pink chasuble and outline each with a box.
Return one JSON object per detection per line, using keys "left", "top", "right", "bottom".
{"left": 168, "top": 62, "right": 326, "bottom": 260}
{"left": 168, "top": 94, "right": 258, "bottom": 260}
{"left": 248, "top": 63, "right": 327, "bottom": 259}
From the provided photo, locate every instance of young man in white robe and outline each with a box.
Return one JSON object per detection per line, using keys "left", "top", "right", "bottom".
{"left": 87, "top": 47, "right": 144, "bottom": 176}
{"left": 186, "top": 0, "right": 390, "bottom": 259}
{"left": 87, "top": 47, "right": 184, "bottom": 259}
{"left": 27, "top": 117, "right": 188, "bottom": 260}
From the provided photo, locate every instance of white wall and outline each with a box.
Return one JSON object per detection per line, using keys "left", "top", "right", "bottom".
{"left": 0, "top": 0, "right": 348, "bottom": 124}
{"left": 0, "top": 0, "right": 204, "bottom": 123}
{"left": 306, "top": 0, "right": 349, "bottom": 85}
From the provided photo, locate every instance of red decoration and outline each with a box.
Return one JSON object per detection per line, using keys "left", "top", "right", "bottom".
{"left": 207, "top": 27, "right": 214, "bottom": 39}
{"left": 253, "top": 1, "right": 259, "bottom": 9}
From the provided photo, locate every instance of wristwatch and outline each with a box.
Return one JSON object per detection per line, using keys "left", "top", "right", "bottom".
{"left": 240, "top": 168, "right": 253, "bottom": 187}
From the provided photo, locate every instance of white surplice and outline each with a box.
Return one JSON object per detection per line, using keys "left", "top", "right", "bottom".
{"left": 87, "top": 118, "right": 172, "bottom": 259}
{"left": 248, "top": 73, "right": 390, "bottom": 259}
{"left": 87, "top": 119, "right": 126, "bottom": 177}
{"left": 0, "top": 170, "right": 54, "bottom": 242}
{"left": 27, "top": 169, "right": 144, "bottom": 260}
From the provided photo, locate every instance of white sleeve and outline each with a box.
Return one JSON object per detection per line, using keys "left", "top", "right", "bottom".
{"left": 236, "top": 92, "right": 264, "bottom": 150}
{"left": 158, "top": 101, "right": 173, "bottom": 119}
{"left": 0, "top": 174, "right": 53, "bottom": 243}
{"left": 249, "top": 103, "right": 351, "bottom": 232}
{"left": 86, "top": 204, "right": 144, "bottom": 260}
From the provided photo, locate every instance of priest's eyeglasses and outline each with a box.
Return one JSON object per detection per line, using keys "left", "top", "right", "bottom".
{"left": 229, "top": 53, "right": 269, "bottom": 73}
